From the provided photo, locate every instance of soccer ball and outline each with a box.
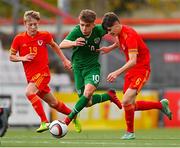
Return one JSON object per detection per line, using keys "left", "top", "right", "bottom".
{"left": 49, "top": 120, "right": 68, "bottom": 138}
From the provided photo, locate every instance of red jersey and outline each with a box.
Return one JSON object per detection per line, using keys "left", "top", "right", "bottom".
{"left": 118, "top": 25, "right": 151, "bottom": 73}
{"left": 10, "top": 31, "right": 52, "bottom": 81}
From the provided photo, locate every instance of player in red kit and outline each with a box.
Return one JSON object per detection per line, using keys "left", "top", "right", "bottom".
{"left": 9, "top": 10, "right": 81, "bottom": 133}
{"left": 98, "top": 12, "right": 172, "bottom": 139}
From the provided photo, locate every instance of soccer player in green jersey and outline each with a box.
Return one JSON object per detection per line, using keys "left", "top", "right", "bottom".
{"left": 59, "top": 9, "right": 122, "bottom": 127}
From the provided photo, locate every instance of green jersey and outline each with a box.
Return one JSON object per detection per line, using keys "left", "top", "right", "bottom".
{"left": 65, "top": 24, "right": 106, "bottom": 68}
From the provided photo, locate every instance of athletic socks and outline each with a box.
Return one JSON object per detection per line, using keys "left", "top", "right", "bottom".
{"left": 53, "top": 101, "right": 71, "bottom": 115}
{"left": 91, "top": 93, "right": 110, "bottom": 105}
{"left": 124, "top": 104, "right": 135, "bottom": 133}
{"left": 135, "top": 100, "right": 162, "bottom": 111}
{"left": 27, "top": 94, "right": 48, "bottom": 123}
{"left": 123, "top": 101, "right": 162, "bottom": 133}
{"left": 65, "top": 95, "right": 88, "bottom": 125}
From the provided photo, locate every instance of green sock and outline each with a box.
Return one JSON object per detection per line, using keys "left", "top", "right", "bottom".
{"left": 68, "top": 95, "right": 88, "bottom": 120}
{"left": 91, "top": 93, "right": 110, "bottom": 105}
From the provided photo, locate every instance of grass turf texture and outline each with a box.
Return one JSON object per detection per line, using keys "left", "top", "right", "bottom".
{"left": 0, "top": 127, "right": 180, "bottom": 147}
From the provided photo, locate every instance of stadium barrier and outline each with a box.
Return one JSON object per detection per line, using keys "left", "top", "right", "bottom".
{"left": 52, "top": 90, "right": 159, "bottom": 130}
{"left": 0, "top": 85, "right": 50, "bottom": 125}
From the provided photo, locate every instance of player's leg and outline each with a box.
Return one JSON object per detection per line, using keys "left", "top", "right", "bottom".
{"left": 63, "top": 68, "right": 86, "bottom": 130}
{"left": 64, "top": 83, "right": 95, "bottom": 125}
{"left": 121, "top": 72, "right": 145, "bottom": 140}
{"left": 72, "top": 86, "right": 85, "bottom": 133}
{"left": 61, "top": 68, "right": 86, "bottom": 130}
{"left": 135, "top": 100, "right": 172, "bottom": 120}
{"left": 42, "top": 92, "right": 71, "bottom": 115}
{"left": 35, "top": 91, "right": 51, "bottom": 133}
{"left": 42, "top": 91, "right": 82, "bottom": 133}
{"left": 122, "top": 70, "right": 152, "bottom": 139}
{"left": 121, "top": 88, "right": 136, "bottom": 140}
{"left": 25, "top": 82, "right": 49, "bottom": 132}
{"left": 25, "top": 83, "right": 48, "bottom": 123}
{"left": 133, "top": 70, "right": 172, "bottom": 120}
{"left": 135, "top": 100, "right": 162, "bottom": 111}
{"left": 84, "top": 66, "right": 122, "bottom": 109}
{"left": 89, "top": 90, "right": 122, "bottom": 109}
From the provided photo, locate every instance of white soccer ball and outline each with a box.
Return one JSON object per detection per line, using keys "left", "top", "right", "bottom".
{"left": 49, "top": 120, "right": 68, "bottom": 138}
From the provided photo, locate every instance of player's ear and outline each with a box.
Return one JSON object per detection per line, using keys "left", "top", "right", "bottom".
{"left": 92, "top": 23, "right": 95, "bottom": 28}
{"left": 23, "top": 21, "right": 26, "bottom": 25}
{"left": 115, "top": 24, "right": 121, "bottom": 30}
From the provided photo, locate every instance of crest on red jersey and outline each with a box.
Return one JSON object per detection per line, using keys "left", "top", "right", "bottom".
{"left": 37, "top": 40, "right": 43, "bottom": 46}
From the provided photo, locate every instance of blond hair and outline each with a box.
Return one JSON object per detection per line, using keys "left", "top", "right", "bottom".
{"left": 79, "top": 9, "right": 96, "bottom": 23}
{"left": 24, "top": 10, "right": 40, "bottom": 22}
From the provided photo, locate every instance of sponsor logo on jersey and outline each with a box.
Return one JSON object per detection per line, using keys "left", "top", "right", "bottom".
{"left": 94, "top": 37, "right": 100, "bottom": 44}
{"left": 37, "top": 40, "right": 43, "bottom": 46}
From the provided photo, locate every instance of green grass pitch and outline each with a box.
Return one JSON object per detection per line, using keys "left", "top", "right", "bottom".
{"left": 1, "top": 127, "right": 180, "bottom": 147}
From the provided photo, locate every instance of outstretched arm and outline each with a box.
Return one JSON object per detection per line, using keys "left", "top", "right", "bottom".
{"left": 97, "top": 42, "right": 118, "bottom": 54}
{"left": 107, "top": 53, "right": 137, "bottom": 83}
{"left": 59, "top": 37, "right": 85, "bottom": 49}
{"left": 97, "top": 36, "right": 119, "bottom": 54}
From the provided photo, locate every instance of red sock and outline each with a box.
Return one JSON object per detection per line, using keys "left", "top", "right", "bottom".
{"left": 63, "top": 117, "right": 71, "bottom": 125}
{"left": 124, "top": 104, "right": 135, "bottom": 133}
{"left": 135, "top": 101, "right": 162, "bottom": 111}
{"left": 53, "top": 101, "right": 71, "bottom": 115}
{"left": 27, "top": 94, "right": 48, "bottom": 123}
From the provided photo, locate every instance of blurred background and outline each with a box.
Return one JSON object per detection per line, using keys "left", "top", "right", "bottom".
{"left": 0, "top": 0, "right": 180, "bottom": 130}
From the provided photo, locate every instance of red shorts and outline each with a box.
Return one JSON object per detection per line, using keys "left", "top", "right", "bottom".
{"left": 29, "top": 71, "right": 51, "bottom": 94}
{"left": 123, "top": 69, "right": 150, "bottom": 94}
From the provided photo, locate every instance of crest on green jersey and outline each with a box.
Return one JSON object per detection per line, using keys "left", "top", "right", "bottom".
{"left": 94, "top": 37, "right": 100, "bottom": 44}
{"left": 77, "top": 89, "right": 82, "bottom": 96}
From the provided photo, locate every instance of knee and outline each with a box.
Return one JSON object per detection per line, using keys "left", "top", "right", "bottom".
{"left": 122, "top": 95, "right": 133, "bottom": 106}
{"left": 25, "top": 90, "right": 35, "bottom": 98}
{"left": 83, "top": 90, "right": 93, "bottom": 99}
{"left": 122, "top": 89, "right": 137, "bottom": 106}
{"left": 122, "top": 99, "right": 130, "bottom": 106}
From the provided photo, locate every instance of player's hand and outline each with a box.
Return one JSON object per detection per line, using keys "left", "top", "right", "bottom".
{"left": 22, "top": 53, "right": 36, "bottom": 62}
{"left": 107, "top": 71, "right": 119, "bottom": 83}
{"left": 96, "top": 46, "right": 111, "bottom": 54}
{"left": 62, "top": 59, "right": 72, "bottom": 70}
{"left": 74, "top": 37, "right": 86, "bottom": 46}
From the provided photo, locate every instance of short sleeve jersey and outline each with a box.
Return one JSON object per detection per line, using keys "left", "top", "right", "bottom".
{"left": 118, "top": 25, "right": 150, "bottom": 73}
{"left": 10, "top": 31, "right": 52, "bottom": 81}
{"left": 65, "top": 24, "right": 106, "bottom": 68}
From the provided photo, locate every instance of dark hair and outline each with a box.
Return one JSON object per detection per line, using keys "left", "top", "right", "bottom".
{"left": 102, "top": 12, "right": 119, "bottom": 31}
{"left": 79, "top": 9, "right": 96, "bottom": 23}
